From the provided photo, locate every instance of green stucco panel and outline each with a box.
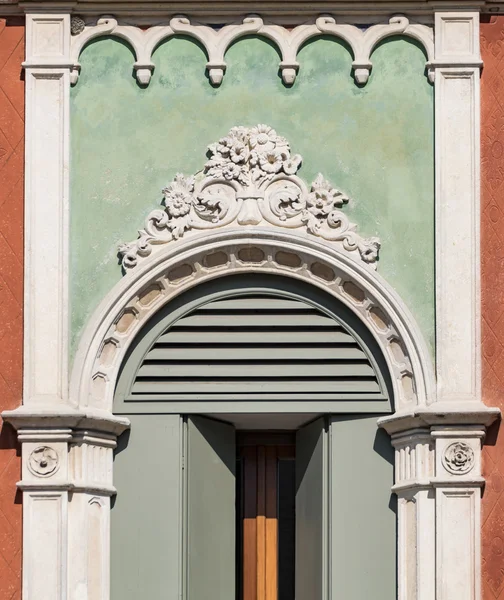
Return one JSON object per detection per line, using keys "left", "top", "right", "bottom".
{"left": 70, "top": 35, "right": 434, "bottom": 359}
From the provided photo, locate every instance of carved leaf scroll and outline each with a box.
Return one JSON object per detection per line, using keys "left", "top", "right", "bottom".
{"left": 118, "top": 125, "right": 381, "bottom": 271}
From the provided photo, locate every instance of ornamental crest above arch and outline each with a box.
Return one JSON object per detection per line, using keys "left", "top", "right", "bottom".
{"left": 118, "top": 124, "right": 381, "bottom": 271}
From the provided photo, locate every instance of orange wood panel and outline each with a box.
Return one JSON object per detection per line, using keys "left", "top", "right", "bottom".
{"left": 265, "top": 446, "right": 278, "bottom": 600}
{"left": 256, "top": 445, "right": 266, "bottom": 600}
{"left": 243, "top": 446, "right": 258, "bottom": 600}
{"left": 240, "top": 437, "right": 294, "bottom": 600}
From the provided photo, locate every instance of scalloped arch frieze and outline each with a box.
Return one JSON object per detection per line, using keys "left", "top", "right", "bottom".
{"left": 118, "top": 124, "right": 381, "bottom": 271}
{"left": 70, "top": 14, "right": 434, "bottom": 86}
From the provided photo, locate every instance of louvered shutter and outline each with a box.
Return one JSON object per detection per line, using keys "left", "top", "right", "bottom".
{"left": 127, "top": 295, "right": 385, "bottom": 403}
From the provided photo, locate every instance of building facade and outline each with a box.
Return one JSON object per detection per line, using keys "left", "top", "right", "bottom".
{"left": 2, "top": 1, "right": 504, "bottom": 599}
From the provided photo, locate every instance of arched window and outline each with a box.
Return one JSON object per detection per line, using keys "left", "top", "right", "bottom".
{"left": 112, "top": 274, "right": 396, "bottom": 600}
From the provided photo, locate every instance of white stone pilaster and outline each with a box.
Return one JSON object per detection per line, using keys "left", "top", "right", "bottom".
{"left": 432, "top": 427, "right": 485, "bottom": 600}
{"left": 433, "top": 12, "right": 482, "bottom": 404}
{"left": 18, "top": 428, "right": 72, "bottom": 600}
{"left": 387, "top": 419, "right": 488, "bottom": 600}
{"left": 67, "top": 431, "right": 116, "bottom": 600}
{"left": 15, "top": 423, "right": 121, "bottom": 600}
{"left": 23, "top": 13, "right": 71, "bottom": 406}
{"left": 392, "top": 429, "right": 435, "bottom": 600}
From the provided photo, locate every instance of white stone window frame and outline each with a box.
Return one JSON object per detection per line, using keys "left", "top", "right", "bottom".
{"left": 2, "top": 9, "right": 500, "bottom": 600}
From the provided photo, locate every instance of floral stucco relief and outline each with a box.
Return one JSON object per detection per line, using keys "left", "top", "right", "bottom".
{"left": 119, "top": 125, "right": 380, "bottom": 271}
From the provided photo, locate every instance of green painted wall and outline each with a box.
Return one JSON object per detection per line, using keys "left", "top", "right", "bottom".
{"left": 70, "top": 35, "right": 434, "bottom": 359}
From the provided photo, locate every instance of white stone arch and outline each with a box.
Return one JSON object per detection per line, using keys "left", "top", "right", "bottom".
{"left": 70, "top": 227, "right": 436, "bottom": 417}
{"left": 69, "top": 14, "right": 434, "bottom": 86}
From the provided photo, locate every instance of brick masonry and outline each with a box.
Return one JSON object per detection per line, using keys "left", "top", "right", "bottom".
{"left": 0, "top": 16, "right": 23, "bottom": 600}
{"left": 481, "top": 15, "right": 504, "bottom": 600}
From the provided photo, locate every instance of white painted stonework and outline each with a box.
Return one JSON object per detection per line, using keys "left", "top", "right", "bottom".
{"left": 118, "top": 125, "right": 381, "bottom": 272}
{"left": 73, "top": 230, "right": 435, "bottom": 414}
{"left": 1, "top": 7, "right": 500, "bottom": 600}
{"left": 69, "top": 14, "right": 434, "bottom": 86}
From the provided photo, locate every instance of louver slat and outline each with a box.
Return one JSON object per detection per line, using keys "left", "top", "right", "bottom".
{"left": 175, "top": 313, "right": 341, "bottom": 327}
{"left": 128, "top": 295, "right": 385, "bottom": 402}
{"left": 156, "top": 331, "right": 355, "bottom": 344}
{"left": 132, "top": 380, "right": 381, "bottom": 394}
{"left": 145, "top": 347, "right": 367, "bottom": 361}
{"left": 137, "top": 363, "right": 376, "bottom": 378}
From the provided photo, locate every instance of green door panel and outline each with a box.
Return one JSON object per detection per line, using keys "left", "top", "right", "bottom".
{"left": 329, "top": 415, "right": 396, "bottom": 599}
{"left": 186, "top": 416, "right": 236, "bottom": 600}
{"left": 111, "top": 414, "right": 183, "bottom": 600}
{"left": 296, "top": 417, "right": 328, "bottom": 600}
{"left": 111, "top": 414, "right": 396, "bottom": 600}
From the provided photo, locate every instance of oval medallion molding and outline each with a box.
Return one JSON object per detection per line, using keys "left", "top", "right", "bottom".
{"left": 442, "top": 441, "right": 475, "bottom": 475}
{"left": 118, "top": 124, "right": 380, "bottom": 272}
{"left": 28, "top": 446, "right": 60, "bottom": 477}
{"left": 70, "top": 229, "right": 436, "bottom": 415}
{"left": 69, "top": 14, "right": 434, "bottom": 86}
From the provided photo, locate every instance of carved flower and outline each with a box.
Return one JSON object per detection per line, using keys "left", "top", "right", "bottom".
{"left": 249, "top": 150, "right": 260, "bottom": 166}
{"left": 162, "top": 174, "right": 194, "bottom": 217}
{"left": 307, "top": 174, "right": 349, "bottom": 216}
{"left": 217, "top": 137, "right": 233, "bottom": 157}
{"left": 443, "top": 442, "right": 475, "bottom": 474}
{"left": 229, "top": 126, "right": 248, "bottom": 142}
{"left": 259, "top": 150, "right": 283, "bottom": 174}
{"left": 222, "top": 162, "right": 242, "bottom": 180}
{"left": 230, "top": 141, "right": 249, "bottom": 164}
{"left": 250, "top": 124, "right": 278, "bottom": 152}
{"left": 28, "top": 446, "right": 59, "bottom": 477}
{"left": 283, "top": 153, "right": 302, "bottom": 175}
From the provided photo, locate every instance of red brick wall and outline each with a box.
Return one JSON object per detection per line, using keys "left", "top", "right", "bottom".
{"left": 0, "top": 16, "right": 23, "bottom": 600}
{"left": 481, "top": 16, "right": 504, "bottom": 600}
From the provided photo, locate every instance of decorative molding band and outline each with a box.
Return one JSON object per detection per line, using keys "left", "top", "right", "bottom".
{"left": 0, "top": 1, "right": 498, "bottom": 19}
{"left": 69, "top": 14, "right": 434, "bottom": 86}
{"left": 118, "top": 124, "right": 380, "bottom": 272}
{"left": 2, "top": 407, "right": 130, "bottom": 436}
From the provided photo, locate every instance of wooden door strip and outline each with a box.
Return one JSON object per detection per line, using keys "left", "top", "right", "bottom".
{"left": 240, "top": 440, "right": 295, "bottom": 600}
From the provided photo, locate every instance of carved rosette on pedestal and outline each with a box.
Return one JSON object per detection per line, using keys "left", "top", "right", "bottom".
{"left": 442, "top": 441, "right": 475, "bottom": 475}
{"left": 119, "top": 125, "right": 380, "bottom": 272}
{"left": 28, "top": 445, "right": 59, "bottom": 477}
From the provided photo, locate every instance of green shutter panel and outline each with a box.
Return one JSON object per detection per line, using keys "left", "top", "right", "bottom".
{"left": 111, "top": 414, "right": 183, "bottom": 600}
{"left": 129, "top": 295, "right": 385, "bottom": 402}
{"left": 329, "top": 416, "right": 396, "bottom": 600}
{"left": 185, "top": 416, "right": 236, "bottom": 600}
{"left": 295, "top": 417, "right": 328, "bottom": 600}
